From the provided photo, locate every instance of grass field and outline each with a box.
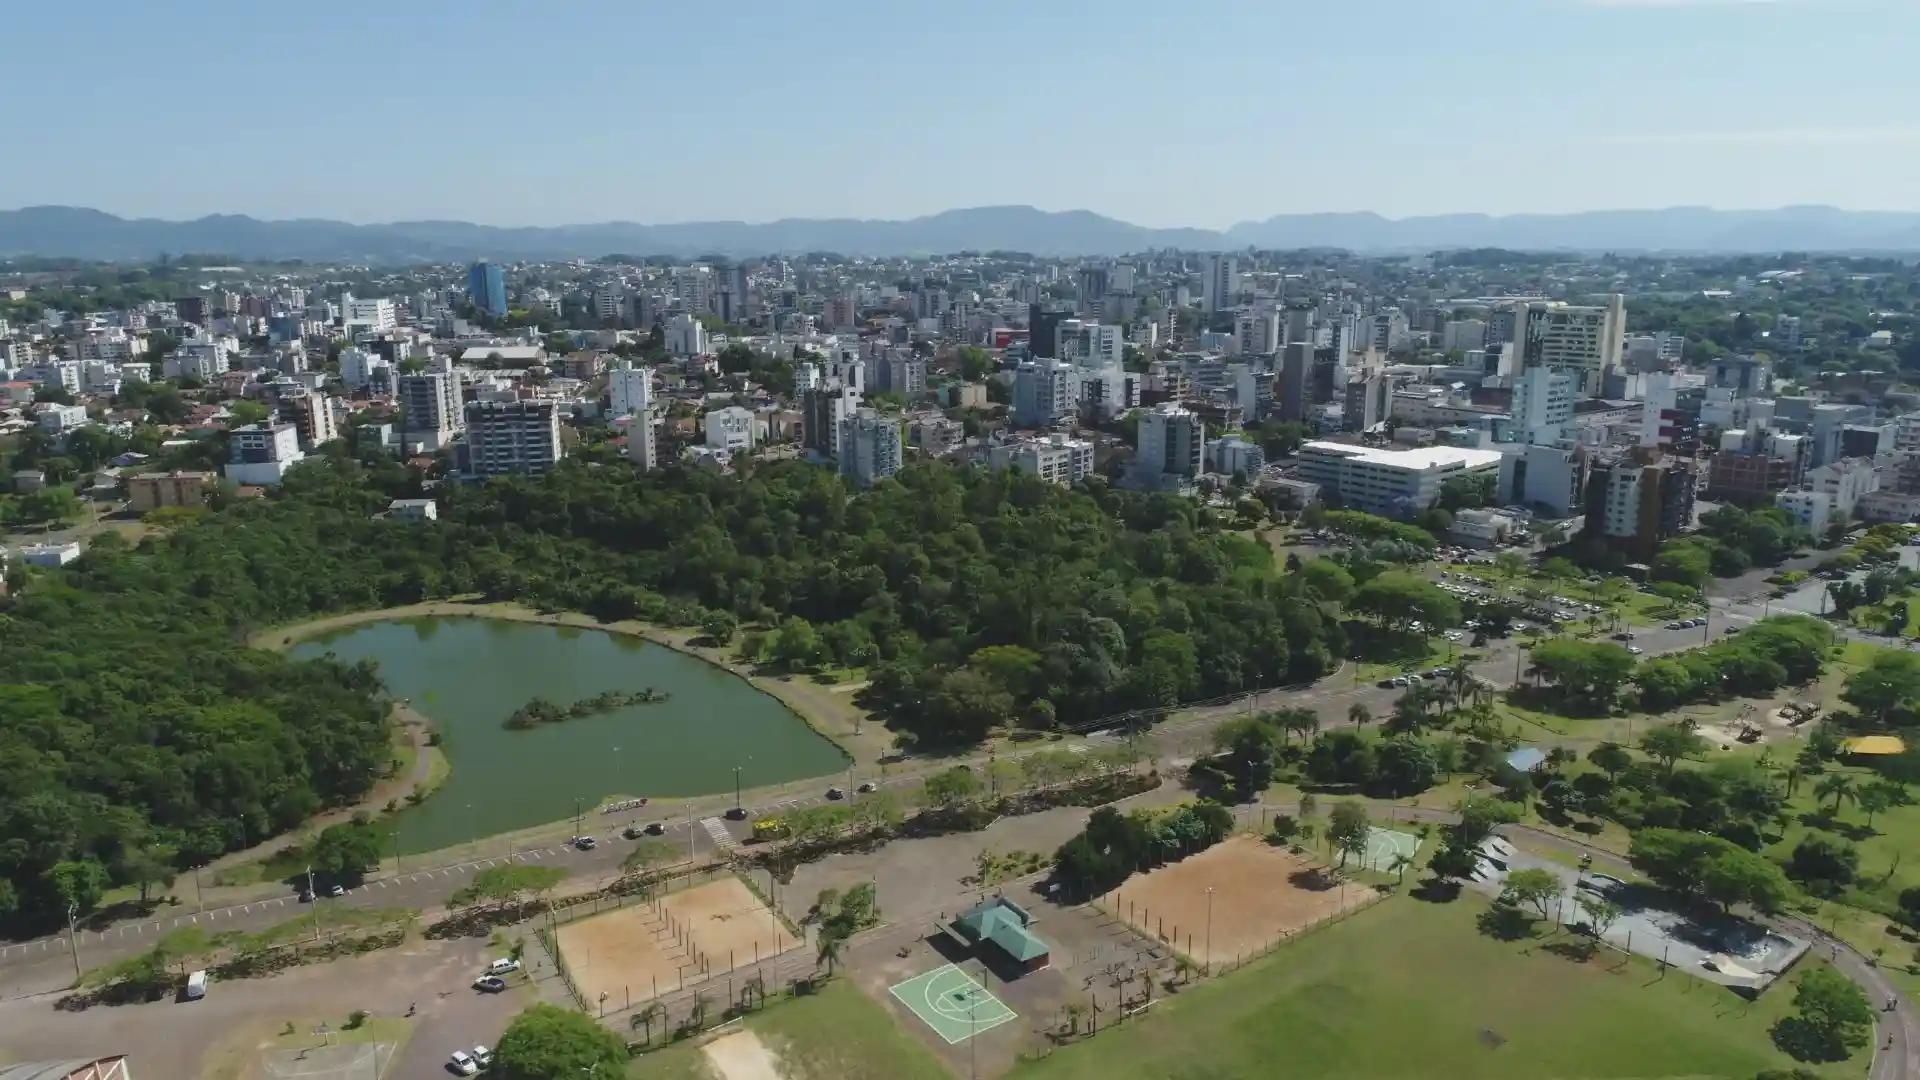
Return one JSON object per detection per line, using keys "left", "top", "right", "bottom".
{"left": 1008, "top": 896, "right": 1849, "bottom": 1080}
{"left": 626, "top": 980, "right": 951, "bottom": 1080}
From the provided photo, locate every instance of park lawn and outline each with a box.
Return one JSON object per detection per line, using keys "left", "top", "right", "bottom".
{"left": 1010, "top": 896, "right": 1841, "bottom": 1080}
{"left": 1764, "top": 761, "right": 1920, "bottom": 902}
{"left": 627, "top": 980, "right": 951, "bottom": 1080}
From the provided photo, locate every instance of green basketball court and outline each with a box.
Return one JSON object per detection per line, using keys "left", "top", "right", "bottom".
{"left": 888, "top": 963, "right": 1018, "bottom": 1044}
{"left": 1357, "top": 827, "right": 1422, "bottom": 872}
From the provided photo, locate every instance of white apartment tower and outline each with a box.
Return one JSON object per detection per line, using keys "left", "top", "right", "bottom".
{"left": 1512, "top": 366, "right": 1576, "bottom": 445}
{"left": 607, "top": 360, "right": 652, "bottom": 419}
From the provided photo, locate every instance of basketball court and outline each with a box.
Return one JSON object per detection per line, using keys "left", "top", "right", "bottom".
{"left": 1356, "top": 827, "right": 1422, "bottom": 873}
{"left": 887, "top": 963, "right": 1018, "bottom": 1044}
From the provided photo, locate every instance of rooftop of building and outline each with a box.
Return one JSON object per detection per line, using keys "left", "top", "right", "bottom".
{"left": 1299, "top": 440, "right": 1504, "bottom": 471}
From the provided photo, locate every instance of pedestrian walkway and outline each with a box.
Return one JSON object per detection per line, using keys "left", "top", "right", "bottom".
{"left": 701, "top": 817, "right": 740, "bottom": 854}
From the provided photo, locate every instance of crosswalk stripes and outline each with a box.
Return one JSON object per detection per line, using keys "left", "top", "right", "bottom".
{"left": 700, "top": 816, "right": 740, "bottom": 854}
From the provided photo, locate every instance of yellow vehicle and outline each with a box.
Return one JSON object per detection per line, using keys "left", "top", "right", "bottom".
{"left": 751, "top": 817, "right": 790, "bottom": 842}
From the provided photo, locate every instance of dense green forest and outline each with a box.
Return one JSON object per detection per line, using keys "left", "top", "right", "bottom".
{"left": 0, "top": 454, "right": 1346, "bottom": 930}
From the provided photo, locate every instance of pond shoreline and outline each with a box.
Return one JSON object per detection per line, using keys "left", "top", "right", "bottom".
{"left": 257, "top": 600, "right": 884, "bottom": 764}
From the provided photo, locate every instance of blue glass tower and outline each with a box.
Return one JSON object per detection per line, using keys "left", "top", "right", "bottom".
{"left": 467, "top": 261, "right": 507, "bottom": 316}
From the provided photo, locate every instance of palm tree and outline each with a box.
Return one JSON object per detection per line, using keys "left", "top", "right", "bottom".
{"left": 1814, "top": 772, "right": 1857, "bottom": 816}
{"left": 816, "top": 931, "right": 844, "bottom": 976}
{"left": 630, "top": 1002, "right": 666, "bottom": 1045}
{"left": 1347, "top": 703, "right": 1372, "bottom": 729}
{"left": 1388, "top": 852, "right": 1414, "bottom": 886}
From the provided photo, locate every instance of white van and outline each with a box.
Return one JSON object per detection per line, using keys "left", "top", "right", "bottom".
{"left": 185, "top": 970, "right": 208, "bottom": 1001}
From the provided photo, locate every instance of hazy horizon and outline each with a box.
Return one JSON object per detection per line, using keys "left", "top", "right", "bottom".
{"left": 7, "top": 0, "right": 1917, "bottom": 227}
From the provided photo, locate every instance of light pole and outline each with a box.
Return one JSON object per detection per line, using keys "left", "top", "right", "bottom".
{"left": 192, "top": 863, "right": 205, "bottom": 915}
{"left": 733, "top": 765, "right": 743, "bottom": 815}
{"left": 65, "top": 902, "right": 83, "bottom": 981}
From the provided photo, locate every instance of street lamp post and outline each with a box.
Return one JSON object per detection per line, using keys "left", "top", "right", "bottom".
{"left": 734, "top": 765, "right": 743, "bottom": 814}
{"left": 65, "top": 902, "right": 83, "bottom": 981}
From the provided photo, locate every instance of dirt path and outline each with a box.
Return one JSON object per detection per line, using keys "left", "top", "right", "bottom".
{"left": 702, "top": 1030, "right": 782, "bottom": 1080}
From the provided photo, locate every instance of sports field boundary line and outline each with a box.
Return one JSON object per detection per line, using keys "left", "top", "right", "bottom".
{"left": 888, "top": 963, "right": 1019, "bottom": 1045}
{"left": 263, "top": 1044, "right": 383, "bottom": 1080}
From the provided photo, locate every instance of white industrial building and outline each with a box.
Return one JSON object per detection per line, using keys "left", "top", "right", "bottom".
{"left": 1297, "top": 441, "right": 1503, "bottom": 517}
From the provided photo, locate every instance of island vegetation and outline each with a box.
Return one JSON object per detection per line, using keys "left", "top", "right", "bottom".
{"left": 501, "top": 688, "right": 670, "bottom": 730}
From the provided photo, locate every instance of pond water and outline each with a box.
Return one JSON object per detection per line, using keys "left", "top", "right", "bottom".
{"left": 291, "top": 617, "right": 850, "bottom": 853}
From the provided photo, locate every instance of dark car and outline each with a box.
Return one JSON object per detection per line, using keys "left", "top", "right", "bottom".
{"left": 572, "top": 835, "right": 597, "bottom": 851}
{"left": 473, "top": 976, "right": 508, "bottom": 994}
{"left": 643, "top": 821, "right": 667, "bottom": 835}
{"left": 825, "top": 787, "right": 845, "bottom": 800}
{"left": 724, "top": 806, "right": 748, "bottom": 820}
{"left": 856, "top": 781, "right": 877, "bottom": 794}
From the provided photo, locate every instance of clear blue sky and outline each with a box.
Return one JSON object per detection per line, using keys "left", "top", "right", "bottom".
{"left": 8, "top": 0, "right": 1915, "bottom": 226}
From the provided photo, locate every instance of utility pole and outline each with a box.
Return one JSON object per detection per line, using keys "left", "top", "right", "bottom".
{"left": 307, "top": 866, "right": 320, "bottom": 942}
{"left": 1205, "top": 887, "right": 1215, "bottom": 973}
{"left": 734, "top": 765, "right": 743, "bottom": 815}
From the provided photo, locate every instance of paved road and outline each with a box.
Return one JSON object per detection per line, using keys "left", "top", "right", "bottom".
{"left": 0, "top": 591, "right": 1751, "bottom": 997}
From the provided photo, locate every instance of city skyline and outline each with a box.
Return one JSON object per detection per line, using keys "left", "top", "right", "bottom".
{"left": 6, "top": 0, "right": 1916, "bottom": 227}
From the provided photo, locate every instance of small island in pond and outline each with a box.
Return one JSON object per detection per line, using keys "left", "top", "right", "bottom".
{"left": 503, "top": 688, "right": 670, "bottom": 730}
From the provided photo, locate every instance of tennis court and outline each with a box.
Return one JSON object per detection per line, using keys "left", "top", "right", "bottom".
{"left": 887, "top": 963, "right": 1018, "bottom": 1044}
{"left": 1356, "top": 827, "right": 1422, "bottom": 872}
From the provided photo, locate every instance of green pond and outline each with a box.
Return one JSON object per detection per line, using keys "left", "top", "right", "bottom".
{"left": 291, "top": 617, "right": 850, "bottom": 853}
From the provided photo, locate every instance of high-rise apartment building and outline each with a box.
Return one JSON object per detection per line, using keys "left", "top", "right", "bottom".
{"left": 1512, "top": 365, "right": 1576, "bottom": 445}
{"left": 1012, "top": 359, "right": 1077, "bottom": 428}
{"left": 1202, "top": 255, "right": 1237, "bottom": 314}
{"left": 1135, "top": 403, "right": 1206, "bottom": 480}
{"left": 467, "top": 262, "right": 508, "bottom": 317}
{"left": 397, "top": 371, "right": 464, "bottom": 447}
{"left": 608, "top": 360, "right": 652, "bottom": 419}
{"left": 464, "top": 400, "right": 562, "bottom": 478}
{"left": 1236, "top": 311, "right": 1281, "bottom": 357}
{"left": 802, "top": 387, "right": 860, "bottom": 459}
{"left": 839, "top": 409, "right": 903, "bottom": 487}
{"left": 1517, "top": 294, "right": 1626, "bottom": 398}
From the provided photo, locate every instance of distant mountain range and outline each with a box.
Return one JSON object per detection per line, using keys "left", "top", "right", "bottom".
{"left": 3, "top": 204, "right": 1920, "bottom": 262}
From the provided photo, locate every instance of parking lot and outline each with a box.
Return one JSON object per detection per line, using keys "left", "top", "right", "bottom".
{"left": 0, "top": 933, "right": 526, "bottom": 1080}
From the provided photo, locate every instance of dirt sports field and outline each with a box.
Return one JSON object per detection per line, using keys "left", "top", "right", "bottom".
{"left": 556, "top": 877, "right": 798, "bottom": 1010}
{"left": 1095, "top": 835, "right": 1381, "bottom": 967}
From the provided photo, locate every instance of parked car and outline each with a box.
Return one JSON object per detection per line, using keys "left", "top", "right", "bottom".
{"left": 471, "top": 1046, "right": 492, "bottom": 1070}
{"left": 825, "top": 787, "right": 845, "bottom": 800}
{"left": 473, "top": 976, "right": 508, "bottom": 993}
{"left": 449, "top": 1051, "right": 478, "bottom": 1076}
{"left": 486, "top": 958, "right": 520, "bottom": 976}
{"left": 573, "top": 835, "right": 597, "bottom": 851}
{"left": 326, "top": 885, "right": 345, "bottom": 897}
{"left": 1627, "top": 646, "right": 1644, "bottom": 655}
{"left": 643, "top": 821, "right": 667, "bottom": 835}
{"left": 856, "top": 781, "right": 877, "bottom": 793}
